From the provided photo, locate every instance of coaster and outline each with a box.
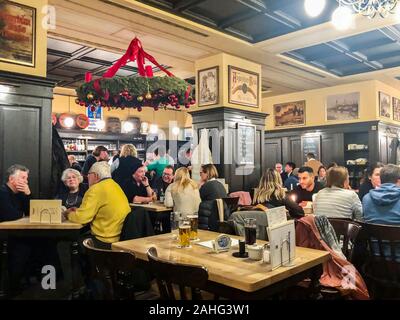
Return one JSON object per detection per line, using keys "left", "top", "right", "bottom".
{"left": 232, "top": 252, "right": 248, "bottom": 258}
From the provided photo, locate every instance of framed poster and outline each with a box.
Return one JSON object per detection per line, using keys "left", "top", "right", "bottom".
{"left": 236, "top": 123, "right": 256, "bottom": 165}
{"left": 86, "top": 105, "right": 103, "bottom": 131}
{"left": 274, "top": 100, "right": 305, "bottom": 127}
{"left": 301, "top": 135, "right": 321, "bottom": 163}
{"left": 228, "top": 66, "right": 259, "bottom": 107}
{"left": 393, "top": 97, "right": 400, "bottom": 121}
{"left": 326, "top": 92, "right": 359, "bottom": 121}
{"left": 379, "top": 92, "right": 391, "bottom": 118}
{"left": 198, "top": 66, "right": 219, "bottom": 106}
{"left": 0, "top": 0, "right": 36, "bottom": 67}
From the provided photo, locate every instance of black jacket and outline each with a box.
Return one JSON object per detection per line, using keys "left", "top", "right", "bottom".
{"left": 358, "top": 180, "right": 373, "bottom": 201}
{"left": 198, "top": 199, "right": 230, "bottom": 231}
{"left": 120, "top": 208, "right": 154, "bottom": 241}
{"left": 55, "top": 183, "right": 88, "bottom": 209}
{"left": 112, "top": 156, "right": 143, "bottom": 187}
{"left": 199, "top": 180, "right": 227, "bottom": 201}
{"left": 0, "top": 184, "right": 30, "bottom": 222}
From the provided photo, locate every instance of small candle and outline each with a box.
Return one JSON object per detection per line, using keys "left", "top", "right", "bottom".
{"left": 290, "top": 194, "right": 297, "bottom": 203}
{"left": 145, "top": 65, "right": 154, "bottom": 77}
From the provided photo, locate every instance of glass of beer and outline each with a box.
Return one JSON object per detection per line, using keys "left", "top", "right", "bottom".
{"left": 187, "top": 214, "right": 199, "bottom": 241}
{"left": 244, "top": 218, "right": 257, "bottom": 245}
{"left": 178, "top": 218, "right": 191, "bottom": 248}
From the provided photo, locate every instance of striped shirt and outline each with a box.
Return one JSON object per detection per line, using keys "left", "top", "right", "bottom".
{"left": 313, "top": 187, "right": 363, "bottom": 221}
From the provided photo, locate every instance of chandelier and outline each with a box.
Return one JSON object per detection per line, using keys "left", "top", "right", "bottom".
{"left": 338, "top": 0, "right": 399, "bottom": 18}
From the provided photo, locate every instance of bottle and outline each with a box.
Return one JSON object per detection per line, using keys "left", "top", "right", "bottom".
{"left": 159, "top": 188, "right": 165, "bottom": 202}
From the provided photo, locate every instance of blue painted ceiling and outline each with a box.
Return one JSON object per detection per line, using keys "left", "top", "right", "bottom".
{"left": 282, "top": 24, "right": 400, "bottom": 77}
{"left": 140, "top": 0, "right": 339, "bottom": 43}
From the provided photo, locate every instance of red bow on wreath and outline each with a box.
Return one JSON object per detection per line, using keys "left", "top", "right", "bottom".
{"left": 85, "top": 37, "right": 191, "bottom": 100}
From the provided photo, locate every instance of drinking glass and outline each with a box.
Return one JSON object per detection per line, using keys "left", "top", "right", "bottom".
{"left": 178, "top": 218, "right": 191, "bottom": 248}
{"left": 170, "top": 211, "right": 181, "bottom": 239}
{"left": 187, "top": 213, "right": 199, "bottom": 241}
{"left": 244, "top": 218, "right": 257, "bottom": 245}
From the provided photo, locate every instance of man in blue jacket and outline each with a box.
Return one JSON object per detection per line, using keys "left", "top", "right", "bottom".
{"left": 362, "top": 164, "right": 400, "bottom": 225}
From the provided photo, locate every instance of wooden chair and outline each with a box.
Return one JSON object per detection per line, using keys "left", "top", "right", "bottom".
{"left": 222, "top": 197, "right": 240, "bottom": 214}
{"left": 356, "top": 222, "right": 400, "bottom": 299}
{"left": 327, "top": 218, "right": 362, "bottom": 262}
{"left": 83, "top": 238, "right": 142, "bottom": 300}
{"left": 147, "top": 247, "right": 209, "bottom": 300}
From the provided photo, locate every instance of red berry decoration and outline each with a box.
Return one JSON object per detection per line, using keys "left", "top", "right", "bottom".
{"left": 90, "top": 106, "right": 96, "bottom": 112}
{"left": 79, "top": 101, "right": 86, "bottom": 106}
{"left": 137, "top": 107, "right": 143, "bottom": 112}
{"left": 176, "top": 105, "right": 181, "bottom": 109}
{"left": 190, "top": 99, "right": 196, "bottom": 105}
{"left": 154, "top": 106, "right": 159, "bottom": 111}
{"left": 185, "top": 104, "right": 190, "bottom": 108}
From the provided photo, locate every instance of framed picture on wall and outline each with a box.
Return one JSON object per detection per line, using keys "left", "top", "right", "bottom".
{"left": 228, "top": 66, "right": 259, "bottom": 107}
{"left": 301, "top": 135, "right": 321, "bottom": 164}
{"left": 379, "top": 92, "right": 391, "bottom": 118}
{"left": 198, "top": 66, "right": 219, "bottom": 106}
{"left": 393, "top": 97, "right": 400, "bottom": 121}
{"left": 236, "top": 123, "right": 256, "bottom": 165}
{"left": 273, "top": 100, "right": 305, "bottom": 127}
{"left": 326, "top": 92, "right": 359, "bottom": 121}
{"left": 0, "top": 0, "right": 36, "bottom": 67}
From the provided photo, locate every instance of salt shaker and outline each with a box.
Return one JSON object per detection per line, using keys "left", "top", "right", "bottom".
{"left": 263, "top": 244, "right": 270, "bottom": 263}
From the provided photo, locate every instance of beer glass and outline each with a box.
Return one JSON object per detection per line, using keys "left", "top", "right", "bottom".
{"left": 178, "top": 218, "right": 191, "bottom": 248}
{"left": 244, "top": 218, "right": 257, "bottom": 245}
{"left": 187, "top": 214, "right": 199, "bottom": 241}
{"left": 170, "top": 211, "right": 181, "bottom": 239}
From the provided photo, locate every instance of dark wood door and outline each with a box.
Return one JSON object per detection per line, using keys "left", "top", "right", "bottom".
{"left": 321, "top": 133, "right": 344, "bottom": 166}
{"left": 0, "top": 106, "right": 41, "bottom": 195}
{"left": 288, "top": 137, "right": 302, "bottom": 168}
{"left": 264, "top": 138, "right": 282, "bottom": 169}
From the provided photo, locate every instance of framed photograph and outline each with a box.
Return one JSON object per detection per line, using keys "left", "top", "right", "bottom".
{"left": 198, "top": 66, "right": 219, "bottom": 106}
{"left": 228, "top": 66, "right": 259, "bottom": 107}
{"left": 0, "top": 0, "right": 36, "bottom": 67}
{"left": 274, "top": 100, "right": 305, "bottom": 127}
{"left": 326, "top": 92, "right": 359, "bottom": 121}
{"left": 236, "top": 123, "right": 256, "bottom": 165}
{"left": 393, "top": 97, "right": 400, "bottom": 121}
{"left": 379, "top": 92, "right": 391, "bottom": 118}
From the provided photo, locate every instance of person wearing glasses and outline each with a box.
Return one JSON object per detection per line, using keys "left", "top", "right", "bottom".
{"left": 56, "top": 168, "right": 88, "bottom": 209}
{"left": 151, "top": 165, "right": 174, "bottom": 201}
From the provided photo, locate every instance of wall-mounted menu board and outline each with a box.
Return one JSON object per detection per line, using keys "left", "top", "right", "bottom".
{"left": 301, "top": 135, "right": 321, "bottom": 163}
{"left": 237, "top": 123, "right": 256, "bottom": 165}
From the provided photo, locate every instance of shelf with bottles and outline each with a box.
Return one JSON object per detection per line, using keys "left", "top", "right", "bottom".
{"left": 62, "top": 139, "right": 87, "bottom": 152}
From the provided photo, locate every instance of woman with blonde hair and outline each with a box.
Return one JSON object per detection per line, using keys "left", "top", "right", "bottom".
{"left": 164, "top": 167, "right": 201, "bottom": 217}
{"left": 254, "top": 168, "right": 303, "bottom": 219}
{"left": 112, "top": 144, "right": 143, "bottom": 187}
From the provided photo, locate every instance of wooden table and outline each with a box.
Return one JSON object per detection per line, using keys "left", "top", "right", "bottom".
{"left": 0, "top": 217, "right": 85, "bottom": 299}
{"left": 112, "top": 230, "right": 330, "bottom": 299}
{"left": 130, "top": 202, "right": 172, "bottom": 212}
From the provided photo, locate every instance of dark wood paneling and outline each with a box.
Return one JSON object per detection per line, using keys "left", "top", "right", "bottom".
{"left": 0, "top": 72, "right": 54, "bottom": 197}
{"left": 321, "top": 133, "right": 344, "bottom": 166}
{"left": 264, "top": 138, "right": 281, "bottom": 169}
{"left": 379, "top": 134, "right": 388, "bottom": 164}
{"left": 288, "top": 137, "right": 302, "bottom": 168}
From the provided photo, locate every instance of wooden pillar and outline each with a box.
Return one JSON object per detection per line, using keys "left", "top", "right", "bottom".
{"left": 190, "top": 53, "right": 268, "bottom": 192}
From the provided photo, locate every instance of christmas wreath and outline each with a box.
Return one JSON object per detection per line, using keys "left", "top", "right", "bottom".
{"left": 76, "top": 38, "right": 195, "bottom": 112}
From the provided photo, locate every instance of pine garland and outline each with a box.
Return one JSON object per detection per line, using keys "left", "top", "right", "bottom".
{"left": 75, "top": 76, "right": 195, "bottom": 111}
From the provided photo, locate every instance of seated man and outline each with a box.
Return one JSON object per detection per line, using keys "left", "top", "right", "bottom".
{"left": 122, "top": 165, "right": 153, "bottom": 204}
{"left": 290, "top": 166, "right": 324, "bottom": 205}
{"left": 65, "top": 161, "right": 131, "bottom": 248}
{"left": 363, "top": 164, "right": 400, "bottom": 225}
{"left": 0, "top": 164, "right": 31, "bottom": 222}
{"left": 151, "top": 165, "right": 174, "bottom": 200}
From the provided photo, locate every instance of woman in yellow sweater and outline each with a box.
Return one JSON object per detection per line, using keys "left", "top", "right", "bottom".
{"left": 64, "top": 161, "right": 131, "bottom": 248}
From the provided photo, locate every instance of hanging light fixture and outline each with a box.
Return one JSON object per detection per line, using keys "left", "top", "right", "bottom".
{"left": 304, "top": 0, "right": 326, "bottom": 17}
{"left": 332, "top": 5, "right": 354, "bottom": 30}
{"left": 64, "top": 117, "right": 75, "bottom": 128}
{"left": 335, "top": 0, "right": 399, "bottom": 18}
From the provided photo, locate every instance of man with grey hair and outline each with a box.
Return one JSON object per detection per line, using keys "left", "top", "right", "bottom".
{"left": 64, "top": 161, "right": 131, "bottom": 249}
{"left": 362, "top": 164, "right": 400, "bottom": 225}
{"left": 0, "top": 164, "right": 31, "bottom": 222}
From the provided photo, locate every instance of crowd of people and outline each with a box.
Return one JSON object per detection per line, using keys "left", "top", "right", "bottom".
{"left": 2, "top": 146, "right": 400, "bottom": 294}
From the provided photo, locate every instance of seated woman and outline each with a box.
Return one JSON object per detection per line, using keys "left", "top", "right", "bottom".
{"left": 316, "top": 165, "right": 327, "bottom": 188}
{"left": 199, "top": 164, "right": 227, "bottom": 201}
{"left": 358, "top": 163, "right": 383, "bottom": 201}
{"left": 56, "top": 168, "right": 88, "bottom": 209}
{"left": 164, "top": 167, "right": 201, "bottom": 218}
{"left": 313, "top": 166, "right": 363, "bottom": 220}
{"left": 111, "top": 144, "right": 142, "bottom": 187}
{"left": 253, "top": 168, "right": 304, "bottom": 219}
{"left": 198, "top": 164, "right": 228, "bottom": 230}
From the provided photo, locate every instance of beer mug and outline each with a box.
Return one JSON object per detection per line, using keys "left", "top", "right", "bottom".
{"left": 244, "top": 218, "right": 257, "bottom": 245}
{"left": 178, "top": 218, "right": 191, "bottom": 248}
{"left": 187, "top": 214, "right": 199, "bottom": 241}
